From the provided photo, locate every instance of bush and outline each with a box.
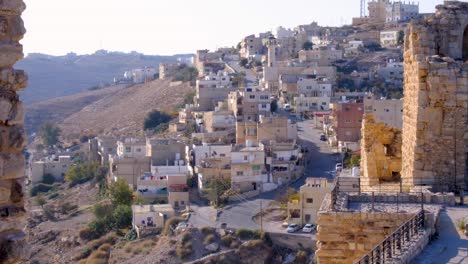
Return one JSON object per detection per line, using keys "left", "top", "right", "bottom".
{"left": 143, "top": 110, "right": 172, "bottom": 130}
{"left": 221, "top": 235, "right": 234, "bottom": 247}
{"left": 201, "top": 226, "right": 214, "bottom": 235}
{"left": 295, "top": 250, "right": 309, "bottom": 264}
{"left": 60, "top": 202, "right": 78, "bottom": 215}
{"left": 181, "top": 233, "right": 192, "bottom": 243}
{"left": 65, "top": 162, "right": 99, "bottom": 187}
{"left": 243, "top": 239, "right": 264, "bottom": 249}
{"left": 93, "top": 203, "right": 114, "bottom": 220}
{"left": 176, "top": 241, "right": 193, "bottom": 260}
{"left": 235, "top": 228, "right": 255, "bottom": 240}
{"left": 42, "top": 174, "right": 55, "bottom": 184}
{"left": 204, "top": 234, "right": 216, "bottom": 245}
{"left": 48, "top": 192, "right": 59, "bottom": 199}
{"left": 109, "top": 178, "right": 134, "bottom": 206}
{"left": 30, "top": 183, "right": 54, "bottom": 197}
{"left": 456, "top": 218, "right": 466, "bottom": 231}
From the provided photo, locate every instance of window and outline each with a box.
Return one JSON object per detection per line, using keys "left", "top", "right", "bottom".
{"left": 306, "top": 198, "right": 313, "bottom": 203}
{"left": 244, "top": 156, "right": 248, "bottom": 161}
{"left": 249, "top": 95, "right": 255, "bottom": 99}
{"left": 261, "top": 104, "right": 267, "bottom": 108}
{"left": 220, "top": 154, "right": 226, "bottom": 157}
{"left": 252, "top": 165, "right": 261, "bottom": 171}
{"left": 125, "top": 147, "right": 131, "bottom": 153}
{"left": 136, "top": 148, "right": 142, "bottom": 152}
{"left": 237, "top": 171, "right": 244, "bottom": 176}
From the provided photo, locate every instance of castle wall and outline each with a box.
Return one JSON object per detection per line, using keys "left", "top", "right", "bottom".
{"left": 401, "top": 2, "right": 468, "bottom": 192}
{"left": 0, "top": 0, "right": 28, "bottom": 262}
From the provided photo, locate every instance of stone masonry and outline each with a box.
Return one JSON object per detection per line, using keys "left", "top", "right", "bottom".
{"left": 401, "top": 1, "right": 468, "bottom": 192}
{"left": 0, "top": 0, "right": 28, "bottom": 263}
{"left": 360, "top": 114, "right": 402, "bottom": 192}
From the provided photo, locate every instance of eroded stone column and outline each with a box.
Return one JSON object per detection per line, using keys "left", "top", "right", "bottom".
{"left": 0, "top": 0, "right": 28, "bottom": 263}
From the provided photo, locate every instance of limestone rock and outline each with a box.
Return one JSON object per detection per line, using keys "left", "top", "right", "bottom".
{"left": 205, "top": 242, "right": 220, "bottom": 252}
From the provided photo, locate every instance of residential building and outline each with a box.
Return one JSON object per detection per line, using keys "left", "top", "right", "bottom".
{"left": 240, "top": 34, "right": 266, "bottom": 58}
{"left": 109, "top": 155, "right": 151, "bottom": 189}
{"left": 275, "top": 26, "right": 295, "bottom": 39}
{"left": 364, "top": 96, "right": 403, "bottom": 129}
{"left": 30, "top": 156, "right": 72, "bottom": 184}
{"left": 117, "top": 138, "right": 147, "bottom": 159}
{"left": 146, "top": 139, "right": 186, "bottom": 166}
{"left": 353, "top": 0, "right": 419, "bottom": 25}
{"left": 230, "top": 144, "right": 269, "bottom": 193}
{"left": 89, "top": 136, "right": 117, "bottom": 165}
{"left": 159, "top": 63, "right": 180, "bottom": 80}
{"left": 132, "top": 204, "right": 175, "bottom": 238}
{"left": 345, "top": 41, "right": 364, "bottom": 57}
{"left": 126, "top": 67, "right": 158, "bottom": 84}
{"left": 228, "top": 88, "right": 272, "bottom": 122}
{"left": 236, "top": 115, "right": 297, "bottom": 146}
{"left": 287, "top": 178, "right": 333, "bottom": 225}
{"left": 262, "top": 140, "right": 302, "bottom": 185}
{"left": 201, "top": 110, "right": 236, "bottom": 133}
{"left": 195, "top": 157, "right": 231, "bottom": 192}
{"left": 297, "top": 76, "right": 333, "bottom": 97}
{"left": 376, "top": 61, "right": 404, "bottom": 86}
{"left": 190, "top": 144, "right": 232, "bottom": 167}
{"left": 380, "top": 30, "right": 400, "bottom": 47}
{"left": 331, "top": 102, "right": 364, "bottom": 143}
{"left": 293, "top": 95, "right": 330, "bottom": 115}
{"left": 298, "top": 48, "right": 344, "bottom": 66}
{"left": 195, "top": 71, "right": 235, "bottom": 111}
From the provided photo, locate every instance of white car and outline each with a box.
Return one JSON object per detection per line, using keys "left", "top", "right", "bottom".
{"left": 286, "top": 224, "right": 300, "bottom": 233}
{"left": 335, "top": 163, "right": 343, "bottom": 171}
{"left": 302, "top": 224, "right": 316, "bottom": 233}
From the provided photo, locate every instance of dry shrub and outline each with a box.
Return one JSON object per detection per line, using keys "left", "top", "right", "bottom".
{"left": 163, "top": 217, "right": 185, "bottom": 236}
{"left": 204, "top": 234, "right": 216, "bottom": 245}
{"left": 201, "top": 226, "right": 214, "bottom": 235}
{"left": 221, "top": 235, "right": 234, "bottom": 247}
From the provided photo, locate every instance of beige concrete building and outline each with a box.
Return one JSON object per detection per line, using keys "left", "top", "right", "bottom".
{"left": 380, "top": 30, "right": 400, "bottom": 47}
{"left": 159, "top": 63, "right": 180, "bottom": 80}
{"left": 30, "top": 156, "right": 72, "bottom": 184}
{"left": 201, "top": 110, "right": 236, "bottom": 133}
{"left": 195, "top": 71, "right": 235, "bottom": 111}
{"left": 132, "top": 204, "right": 175, "bottom": 238}
{"left": 230, "top": 145, "right": 269, "bottom": 193}
{"left": 293, "top": 95, "right": 331, "bottom": 115}
{"left": 262, "top": 140, "right": 302, "bottom": 185}
{"left": 195, "top": 157, "right": 231, "bottom": 191}
{"left": 298, "top": 48, "right": 344, "bottom": 66}
{"left": 236, "top": 115, "right": 297, "bottom": 146}
{"left": 117, "top": 138, "right": 147, "bottom": 159}
{"left": 228, "top": 88, "right": 272, "bottom": 122}
{"left": 287, "top": 178, "right": 333, "bottom": 226}
{"left": 364, "top": 96, "right": 403, "bottom": 129}
{"left": 240, "top": 34, "right": 267, "bottom": 58}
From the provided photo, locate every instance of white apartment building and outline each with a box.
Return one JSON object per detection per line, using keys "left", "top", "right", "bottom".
{"left": 30, "top": 156, "right": 72, "bottom": 183}
{"left": 191, "top": 144, "right": 232, "bottom": 166}
{"left": 230, "top": 145, "right": 269, "bottom": 193}
{"left": 364, "top": 96, "right": 403, "bottom": 129}
{"left": 117, "top": 138, "right": 147, "bottom": 158}
{"left": 297, "top": 77, "right": 333, "bottom": 97}
{"left": 380, "top": 30, "right": 400, "bottom": 47}
{"left": 294, "top": 95, "right": 331, "bottom": 113}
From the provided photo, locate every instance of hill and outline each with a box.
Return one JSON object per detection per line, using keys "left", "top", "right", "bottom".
{"left": 17, "top": 50, "right": 193, "bottom": 105}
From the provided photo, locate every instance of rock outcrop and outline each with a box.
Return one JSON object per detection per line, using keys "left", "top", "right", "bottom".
{"left": 0, "top": 0, "right": 28, "bottom": 263}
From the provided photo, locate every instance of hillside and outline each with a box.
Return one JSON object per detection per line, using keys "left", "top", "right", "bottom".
{"left": 59, "top": 80, "right": 192, "bottom": 139}
{"left": 17, "top": 51, "right": 193, "bottom": 105}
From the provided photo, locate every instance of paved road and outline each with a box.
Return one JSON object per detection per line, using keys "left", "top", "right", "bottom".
{"left": 188, "top": 119, "right": 336, "bottom": 231}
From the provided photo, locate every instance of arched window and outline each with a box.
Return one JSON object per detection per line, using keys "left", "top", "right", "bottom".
{"left": 463, "top": 26, "right": 468, "bottom": 61}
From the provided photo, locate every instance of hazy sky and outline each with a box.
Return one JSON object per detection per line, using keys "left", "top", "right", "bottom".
{"left": 23, "top": 0, "right": 447, "bottom": 56}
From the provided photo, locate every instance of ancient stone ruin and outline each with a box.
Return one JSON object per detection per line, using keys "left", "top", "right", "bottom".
{"left": 402, "top": 1, "right": 468, "bottom": 192}
{"left": 0, "top": 0, "right": 28, "bottom": 263}
{"left": 360, "top": 114, "right": 402, "bottom": 192}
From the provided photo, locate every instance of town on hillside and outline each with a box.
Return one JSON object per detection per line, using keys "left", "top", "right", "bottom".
{"left": 4, "top": 1, "right": 467, "bottom": 263}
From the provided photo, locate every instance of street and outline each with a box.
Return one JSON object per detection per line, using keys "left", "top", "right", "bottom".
{"left": 188, "top": 119, "right": 337, "bottom": 232}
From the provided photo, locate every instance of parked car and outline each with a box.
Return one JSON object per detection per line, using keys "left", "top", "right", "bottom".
{"left": 302, "top": 224, "right": 316, "bottom": 233}
{"left": 320, "top": 135, "right": 327, "bottom": 141}
{"left": 335, "top": 163, "right": 343, "bottom": 171}
{"left": 287, "top": 224, "right": 300, "bottom": 233}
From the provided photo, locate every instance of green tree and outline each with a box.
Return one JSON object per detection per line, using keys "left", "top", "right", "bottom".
{"left": 239, "top": 58, "right": 248, "bottom": 68}
{"left": 271, "top": 100, "right": 278, "bottom": 113}
{"left": 112, "top": 205, "right": 132, "bottom": 229}
{"left": 93, "top": 203, "right": 114, "bottom": 220}
{"left": 143, "top": 110, "right": 172, "bottom": 130}
{"left": 303, "top": 41, "right": 313, "bottom": 51}
{"left": 39, "top": 122, "right": 61, "bottom": 147}
{"left": 205, "top": 178, "right": 230, "bottom": 207}
{"left": 42, "top": 174, "right": 55, "bottom": 185}
{"left": 232, "top": 72, "right": 246, "bottom": 88}
{"left": 397, "top": 30, "right": 405, "bottom": 45}
{"left": 35, "top": 194, "right": 47, "bottom": 208}
{"left": 65, "top": 162, "right": 99, "bottom": 186}
{"left": 109, "top": 178, "right": 134, "bottom": 206}
{"left": 183, "top": 91, "right": 196, "bottom": 105}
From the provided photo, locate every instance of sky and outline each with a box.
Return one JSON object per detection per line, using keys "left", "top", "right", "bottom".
{"left": 22, "top": 0, "right": 447, "bottom": 56}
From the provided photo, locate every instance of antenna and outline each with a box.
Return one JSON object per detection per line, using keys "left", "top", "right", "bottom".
{"left": 360, "top": 0, "right": 367, "bottom": 17}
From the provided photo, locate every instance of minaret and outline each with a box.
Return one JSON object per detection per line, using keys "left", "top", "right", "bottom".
{"left": 267, "top": 36, "right": 277, "bottom": 67}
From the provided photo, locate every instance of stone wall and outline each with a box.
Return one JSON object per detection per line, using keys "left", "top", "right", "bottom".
{"left": 401, "top": 1, "right": 468, "bottom": 192}
{"left": 360, "top": 114, "right": 402, "bottom": 192}
{"left": 316, "top": 211, "right": 411, "bottom": 264}
{"left": 0, "top": 0, "right": 28, "bottom": 263}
